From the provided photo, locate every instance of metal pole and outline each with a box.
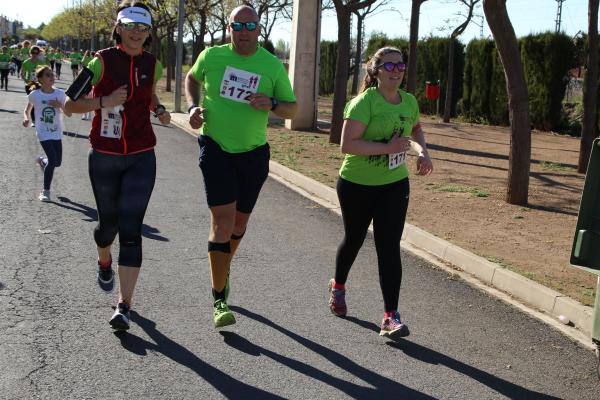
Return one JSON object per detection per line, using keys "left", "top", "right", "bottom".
{"left": 174, "top": 0, "right": 185, "bottom": 113}
{"left": 91, "top": 0, "right": 96, "bottom": 51}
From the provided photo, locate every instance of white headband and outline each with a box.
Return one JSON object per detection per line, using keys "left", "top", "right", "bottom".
{"left": 117, "top": 7, "right": 152, "bottom": 27}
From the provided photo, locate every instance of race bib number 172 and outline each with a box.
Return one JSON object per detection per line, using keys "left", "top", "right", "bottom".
{"left": 220, "top": 66, "right": 261, "bottom": 104}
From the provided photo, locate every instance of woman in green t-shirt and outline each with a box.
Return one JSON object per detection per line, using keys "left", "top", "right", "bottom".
{"left": 328, "top": 46, "right": 433, "bottom": 339}
{"left": 0, "top": 46, "right": 11, "bottom": 90}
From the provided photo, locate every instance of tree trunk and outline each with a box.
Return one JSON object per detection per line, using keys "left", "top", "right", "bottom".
{"left": 443, "top": 38, "right": 455, "bottom": 122}
{"left": 578, "top": 0, "right": 599, "bottom": 174}
{"left": 407, "top": 0, "right": 426, "bottom": 94}
{"left": 351, "top": 14, "right": 364, "bottom": 95}
{"left": 483, "top": 0, "right": 531, "bottom": 205}
{"left": 329, "top": 7, "right": 352, "bottom": 144}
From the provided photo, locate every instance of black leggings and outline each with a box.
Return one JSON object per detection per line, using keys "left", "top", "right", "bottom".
{"left": 0, "top": 69, "right": 8, "bottom": 88}
{"left": 55, "top": 63, "right": 62, "bottom": 77}
{"left": 40, "top": 139, "right": 62, "bottom": 190}
{"left": 335, "top": 177, "right": 410, "bottom": 312}
{"left": 89, "top": 149, "right": 156, "bottom": 267}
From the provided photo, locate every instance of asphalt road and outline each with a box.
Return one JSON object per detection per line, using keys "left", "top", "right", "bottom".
{"left": 1, "top": 71, "right": 599, "bottom": 399}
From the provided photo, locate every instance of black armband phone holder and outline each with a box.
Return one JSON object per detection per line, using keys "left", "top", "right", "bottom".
{"left": 66, "top": 66, "right": 94, "bottom": 101}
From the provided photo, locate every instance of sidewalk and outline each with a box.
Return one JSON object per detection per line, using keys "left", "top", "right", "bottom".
{"left": 170, "top": 112, "right": 596, "bottom": 350}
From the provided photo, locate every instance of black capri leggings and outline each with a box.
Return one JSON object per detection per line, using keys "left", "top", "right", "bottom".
{"left": 335, "top": 177, "right": 410, "bottom": 312}
{"left": 40, "top": 139, "right": 62, "bottom": 190}
{"left": 89, "top": 149, "right": 156, "bottom": 267}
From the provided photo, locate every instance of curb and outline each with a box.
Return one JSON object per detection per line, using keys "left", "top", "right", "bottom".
{"left": 169, "top": 112, "right": 596, "bottom": 351}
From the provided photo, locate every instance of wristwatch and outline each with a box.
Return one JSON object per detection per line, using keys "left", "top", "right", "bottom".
{"left": 187, "top": 104, "right": 198, "bottom": 114}
{"left": 154, "top": 104, "right": 166, "bottom": 115}
{"left": 270, "top": 97, "right": 279, "bottom": 111}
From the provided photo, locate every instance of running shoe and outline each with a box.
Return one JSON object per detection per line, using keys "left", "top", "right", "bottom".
{"left": 379, "top": 311, "right": 410, "bottom": 339}
{"left": 109, "top": 302, "right": 131, "bottom": 331}
{"left": 97, "top": 258, "right": 115, "bottom": 293}
{"left": 328, "top": 278, "right": 347, "bottom": 317}
{"left": 35, "top": 156, "right": 46, "bottom": 171}
{"left": 213, "top": 299, "right": 236, "bottom": 328}
{"left": 38, "top": 190, "right": 50, "bottom": 202}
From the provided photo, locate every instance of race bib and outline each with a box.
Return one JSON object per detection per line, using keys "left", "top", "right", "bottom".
{"left": 220, "top": 66, "right": 261, "bottom": 104}
{"left": 388, "top": 152, "right": 406, "bottom": 170}
{"left": 100, "top": 106, "right": 123, "bottom": 139}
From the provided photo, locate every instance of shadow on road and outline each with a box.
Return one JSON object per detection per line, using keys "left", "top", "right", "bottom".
{"left": 51, "top": 196, "right": 169, "bottom": 241}
{"left": 63, "top": 131, "right": 89, "bottom": 139}
{"left": 230, "top": 306, "right": 435, "bottom": 399}
{"left": 116, "top": 311, "right": 285, "bottom": 399}
{"left": 342, "top": 315, "right": 561, "bottom": 400}
{"left": 0, "top": 108, "right": 19, "bottom": 113}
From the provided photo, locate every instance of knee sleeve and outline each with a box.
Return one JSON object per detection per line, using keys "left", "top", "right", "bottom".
{"left": 118, "top": 237, "right": 142, "bottom": 267}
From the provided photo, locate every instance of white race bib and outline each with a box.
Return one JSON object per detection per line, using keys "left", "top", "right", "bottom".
{"left": 220, "top": 66, "right": 261, "bottom": 104}
{"left": 100, "top": 106, "right": 123, "bottom": 139}
{"left": 388, "top": 152, "right": 406, "bottom": 170}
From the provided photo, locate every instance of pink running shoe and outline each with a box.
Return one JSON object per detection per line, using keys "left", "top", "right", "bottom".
{"left": 379, "top": 311, "right": 410, "bottom": 338}
{"left": 328, "top": 278, "right": 347, "bottom": 317}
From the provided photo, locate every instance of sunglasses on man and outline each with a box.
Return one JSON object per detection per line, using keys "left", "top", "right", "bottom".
{"left": 377, "top": 62, "right": 406, "bottom": 73}
{"left": 120, "top": 22, "right": 150, "bottom": 33}
{"left": 229, "top": 21, "right": 258, "bottom": 32}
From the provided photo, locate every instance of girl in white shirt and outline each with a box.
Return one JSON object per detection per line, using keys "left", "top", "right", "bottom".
{"left": 23, "top": 65, "right": 72, "bottom": 201}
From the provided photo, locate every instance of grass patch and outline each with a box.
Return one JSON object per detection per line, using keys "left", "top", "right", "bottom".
{"left": 538, "top": 160, "right": 574, "bottom": 172}
{"left": 433, "top": 184, "right": 489, "bottom": 198}
{"left": 483, "top": 255, "right": 511, "bottom": 269}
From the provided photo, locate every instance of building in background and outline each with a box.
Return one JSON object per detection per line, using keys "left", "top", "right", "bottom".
{"left": 0, "top": 15, "right": 23, "bottom": 46}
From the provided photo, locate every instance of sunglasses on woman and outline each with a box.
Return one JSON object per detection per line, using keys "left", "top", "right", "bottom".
{"left": 120, "top": 22, "right": 150, "bottom": 33}
{"left": 377, "top": 62, "right": 406, "bottom": 73}
{"left": 229, "top": 21, "right": 258, "bottom": 32}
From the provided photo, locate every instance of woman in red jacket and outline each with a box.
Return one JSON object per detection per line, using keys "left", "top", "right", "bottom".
{"left": 65, "top": 1, "right": 170, "bottom": 331}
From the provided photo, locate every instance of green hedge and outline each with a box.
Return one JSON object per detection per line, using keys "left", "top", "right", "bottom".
{"left": 319, "top": 41, "right": 338, "bottom": 95}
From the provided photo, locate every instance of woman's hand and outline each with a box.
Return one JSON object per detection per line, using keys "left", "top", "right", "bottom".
{"left": 22, "top": 118, "right": 30, "bottom": 127}
{"left": 416, "top": 153, "right": 433, "bottom": 176}
{"left": 48, "top": 99, "right": 63, "bottom": 109}
{"left": 388, "top": 135, "right": 411, "bottom": 154}
{"left": 189, "top": 107, "right": 204, "bottom": 129}
{"left": 157, "top": 110, "right": 171, "bottom": 125}
{"left": 102, "top": 85, "right": 128, "bottom": 108}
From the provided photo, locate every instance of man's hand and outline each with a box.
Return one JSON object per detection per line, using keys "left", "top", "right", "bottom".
{"left": 157, "top": 110, "right": 171, "bottom": 125}
{"left": 189, "top": 107, "right": 204, "bottom": 129}
{"left": 248, "top": 93, "right": 272, "bottom": 111}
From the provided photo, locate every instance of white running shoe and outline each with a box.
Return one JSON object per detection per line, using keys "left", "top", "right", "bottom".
{"left": 38, "top": 190, "right": 50, "bottom": 202}
{"left": 35, "top": 156, "right": 47, "bottom": 171}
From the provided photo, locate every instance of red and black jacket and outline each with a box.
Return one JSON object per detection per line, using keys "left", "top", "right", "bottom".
{"left": 90, "top": 46, "right": 156, "bottom": 155}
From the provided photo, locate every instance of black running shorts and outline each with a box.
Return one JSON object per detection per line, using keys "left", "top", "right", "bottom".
{"left": 198, "top": 135, "right": 269, "bottom": 213}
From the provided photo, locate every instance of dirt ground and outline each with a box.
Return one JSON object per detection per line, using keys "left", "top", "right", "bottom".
{"left": 266, "top": 98, "right": 598, "bottom": 306}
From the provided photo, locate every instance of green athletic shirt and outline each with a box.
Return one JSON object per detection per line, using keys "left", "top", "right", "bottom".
{"left": 20, "top": 48, "right": 29, "bottom": 61}
{"left": 0, "top": 53, "right": 11, "bottom": 69}
{"left": 190, "top": 43, "right": 296, "bottom": 153}
{"left": 21, "top": 58, "right": 48, "bottom": 81}
{"left": 46, "top": 52, "right": 55, "bottom": 61}
{"left": 81, "top": 56, "right": 92, "bottom": 67}
{"left": 87, "top": 56, "right": 163, "bottom": 86}
{"left": 339, "top": 87, "right": 420, "bottom": 186}
{"left": 70, "top": 52, "right": 82, "bottom": 66}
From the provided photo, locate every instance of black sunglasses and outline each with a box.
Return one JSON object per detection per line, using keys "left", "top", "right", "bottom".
{"left": 377, "top": 62, "right": 406, "bottom": 73}
{"left": 230, "top": 21, "right": 258, "bottom": 32}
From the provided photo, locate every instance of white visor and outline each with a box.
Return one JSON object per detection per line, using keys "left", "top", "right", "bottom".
{"left": 117, "top": 7, "right": 152, "bottom": 27}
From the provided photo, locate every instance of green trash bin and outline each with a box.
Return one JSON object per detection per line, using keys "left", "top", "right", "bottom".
{"left": 571, "top": 138, "right": 600, "bottom": 353}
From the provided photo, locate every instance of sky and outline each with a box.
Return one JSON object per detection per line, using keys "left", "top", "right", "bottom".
{"left": 0, "top": 0, "right": 590, "bottom": 44}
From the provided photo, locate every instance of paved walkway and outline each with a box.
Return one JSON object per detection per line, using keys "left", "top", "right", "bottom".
{"left": 1, "top": 73, "right": 599, "bottom": 399}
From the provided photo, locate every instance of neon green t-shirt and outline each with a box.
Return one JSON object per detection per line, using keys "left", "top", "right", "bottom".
{"left": 46, "top": 52, "right": 55, "bottom": 61}
{"left": 190, "top": 44, "right": 296, "bottom": 153}
{"left": 82, "top": 55, "right": 92, "bottom": 67}
{"left": 87, "top": 56, "right": 163, "bottom": 86}
{"left": 0, "top": 53, "right": 11, "bottom": 69}
{"left": 20, "top": 48, "right": 30, "bottom": 61}
{"left": 70, "top": 52, "right": 83, "bottom": 66}
{"left": 55, "top": 53, "right": 63, "bottom": 64}
{"left": 339, "top": 87, "right": 420, "bottom": 186}
{"left": 21, "top": 58, "right": 48, "bottom": 81}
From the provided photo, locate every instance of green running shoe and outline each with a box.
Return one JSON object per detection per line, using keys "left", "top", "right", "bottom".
{"left": 213, "top": 299, "right": 236, "bottom": 328}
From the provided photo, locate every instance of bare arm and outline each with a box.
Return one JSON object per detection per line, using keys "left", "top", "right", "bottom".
{"left": 185, "top": 72, "right": 204, "bottom": 129}
{"left": 271, "top": 101, "right": 297, "bottom": 120}
{"left": 410, "top": 123, "right": 433, "bottom": 176}
{"left": 340, "top": 119, "right": 411, "bottom": 156}
{"left": 23, "top": 102, "right": 32, "bottom": 127}
{"left": 151, "top": 81, "right": 170, "bottom": 125}
{"left": 64, "top": 84, "right": 127, "bottom": 114}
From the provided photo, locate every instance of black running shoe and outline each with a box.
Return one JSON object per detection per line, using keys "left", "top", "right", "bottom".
{"left": 97, "top": 260, "right": 114, "bottom": 293}
{"left": 109, "top": 303, "right": 131, "bottom": 331}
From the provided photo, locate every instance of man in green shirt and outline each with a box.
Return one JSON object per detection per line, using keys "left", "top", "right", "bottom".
{"left": 69, "top": 48, "right": 83, "bottom": 78}
{"left": 185, "top": 4, "right": 297, "bottom": 328}
{"left": 21, "top": 46, "right": 48, "bottom": 123}
{"left": 0, "top": 46, "right": 11, "bottom": 90}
